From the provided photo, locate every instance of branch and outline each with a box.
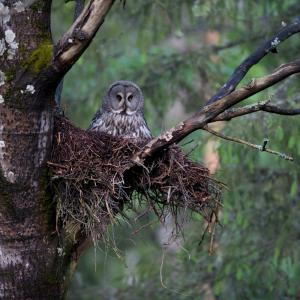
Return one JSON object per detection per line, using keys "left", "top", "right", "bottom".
{"left": 74, "top": 0, "right": 86, "bottom": 18}
{"left": 211, "top": 34, "right": 264, "bottom": 52}
{"left": 212, "top": 100, "right": 300, "bottom": 122}
{"left": 203, "top": 125, "right": 293, "bottom": 161}
{"left": 52, "top": 0, "right": 115, "bottom": 75}
{"left": 206, "top": 17, "right": 300, "bottom": 104}
{"left": 133, "top": 60, "right": 300, "bottom": 164}
{"left": 55, "top": 0, "right": 86, "bottom": 106}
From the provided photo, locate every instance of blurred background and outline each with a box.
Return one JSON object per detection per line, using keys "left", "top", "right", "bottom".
{"left": 52, "top": 1, "right": 300, "bottom": 299}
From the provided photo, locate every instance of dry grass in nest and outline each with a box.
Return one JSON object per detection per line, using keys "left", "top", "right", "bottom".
{"left": 49, "top": 116, "right": 223, "bottom": 243}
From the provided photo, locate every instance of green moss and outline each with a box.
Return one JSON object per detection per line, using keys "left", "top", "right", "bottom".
{"left": 5, "top": 68, "right": 16, "bottom": 82}
{"left": 23, "top": 41, "right": 53, "bottom": 74}
{"left": 30, "top": 3, "right": 44, "bottom": 12}
{"left": 44, "top": 271, "right": 60, "bottom": 286}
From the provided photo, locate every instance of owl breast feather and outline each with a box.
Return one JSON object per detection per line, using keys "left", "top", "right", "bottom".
{"left": 89, "top": 111, "right": 152, "bottom": 140}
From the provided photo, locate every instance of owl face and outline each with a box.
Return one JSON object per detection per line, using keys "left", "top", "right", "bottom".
{"left": 89, "top": 80, "right": 152, "bottom": 139}
{"left": 105, "top": 81, "right": 144, "bottom": 115}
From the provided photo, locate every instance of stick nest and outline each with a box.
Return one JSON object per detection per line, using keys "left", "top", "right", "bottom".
{"left": 49, "top": 116, "right": 222, "bottom": 242}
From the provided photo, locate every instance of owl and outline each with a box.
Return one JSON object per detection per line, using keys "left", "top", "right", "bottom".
{"left": 88, "top": 81, "right": 152, "bottom": 140}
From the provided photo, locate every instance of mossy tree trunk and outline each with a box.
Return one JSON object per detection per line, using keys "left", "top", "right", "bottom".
{"left": 0, "top": 1, "right": 77, "bottom": 298}
{"left": 0, "top": 0, "right": 115, "bottom": 297}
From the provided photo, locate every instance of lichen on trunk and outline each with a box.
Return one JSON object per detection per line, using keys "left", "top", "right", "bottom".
{"left": 0, "top": 1, "right": 76, "bottom": 298}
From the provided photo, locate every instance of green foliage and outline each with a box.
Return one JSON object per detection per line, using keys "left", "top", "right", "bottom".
{"left": 51, "top": 0, "right": 300, "bottom": 299}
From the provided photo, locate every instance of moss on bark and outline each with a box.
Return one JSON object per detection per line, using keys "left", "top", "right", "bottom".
{"left": 22, "top": 41, "right": 53, "bottom": 74}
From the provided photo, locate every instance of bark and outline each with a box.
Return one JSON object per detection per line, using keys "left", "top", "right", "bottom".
{"left": 0, "top": 0, "right": 116, "bottom": 298}
{"left": 0, "top": 1, "right": 74, "bottom": 299}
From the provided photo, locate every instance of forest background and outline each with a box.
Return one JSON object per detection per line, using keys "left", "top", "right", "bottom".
{"left": 51, "top": 1, "right": 300, "bottom": 299}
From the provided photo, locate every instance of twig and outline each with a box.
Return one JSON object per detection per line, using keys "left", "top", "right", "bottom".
{"left": 212, "top": 99, "right": 300, "bottom": 122}
{"left": 160, "top": 250, "right": 168, "bottom": 290}
{"left": 206, "top": 17, "right": 300, "bottom": 104}
{"left": 211, "top": 34, "right": 264, "bottom": 52}
{"left": 47, "top": 161, "right": 68, "bottom": 169}
{"left": 131, "top": 220, "right": 157, "bottom": 236}
{"left": 203, "top": 125, "right": 293, "bottom": 161}
{"left": 209, "top": 217, "right": 216, "bottom": 256}
{"left": 198, "top": 223, "right": 209, "bottom": 246}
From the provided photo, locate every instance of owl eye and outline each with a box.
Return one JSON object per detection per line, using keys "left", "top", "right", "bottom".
{"left": 127, "top": 95, "right": 133, "bottom": 102}
{"left": 116, "top": 94, "right": 122, "bottom": 102}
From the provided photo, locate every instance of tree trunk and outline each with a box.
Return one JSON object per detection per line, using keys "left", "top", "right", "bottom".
{"left": 0, "top": 1, "right": 74, "bottom": 298}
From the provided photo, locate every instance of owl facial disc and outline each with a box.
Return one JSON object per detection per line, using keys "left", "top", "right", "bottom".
{"left": 106, "top": 81, "right": 144, "bottom": 115}
{"left": 89, "top": 80, "right": 151, "bottom": 139}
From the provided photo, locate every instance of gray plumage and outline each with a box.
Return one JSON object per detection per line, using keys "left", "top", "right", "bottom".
{"left": 88, "top": 81, "right": 152, "bottom": 140}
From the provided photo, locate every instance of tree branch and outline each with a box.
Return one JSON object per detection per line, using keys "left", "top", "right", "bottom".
{"left": 203, "top": 125, "right": 293, "bottom": 161}
{"left": 206, "top": 17, "right": 300, "bottom": 104}
{"left": 210, "top": 34, "right": 264, "bottom": 52}
{"left": 212, "top": 100, "right": 300, "bottom": 122}
{"left": 52, "top": 0, "right": 115, "bottom": 75}
{"left": 74, "top": 0, "right": 86, "bottom": 19}
{"left": 133, "top": 60, "right": 300, "bottom": 164}
{"left": 55, "top": 0, "right": 86, "bottom": 106}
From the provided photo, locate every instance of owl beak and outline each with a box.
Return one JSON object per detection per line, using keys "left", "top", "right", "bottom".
{"left": 124, "top": 93, "right": 134, "bottom": 115}
{"left": 120, "top": 105, "right": 127, "bottom": 114}
{"left": 115, "top": 92, "right": 126, "bottom": 113}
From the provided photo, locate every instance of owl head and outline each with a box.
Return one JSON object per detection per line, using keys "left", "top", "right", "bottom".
{"left": 102, "top": 80, "right": 144, "bottom": 115}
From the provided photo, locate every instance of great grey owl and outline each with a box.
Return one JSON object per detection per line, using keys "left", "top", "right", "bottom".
{"left": 88, "top": 81, "right": 152, "bottom": 140}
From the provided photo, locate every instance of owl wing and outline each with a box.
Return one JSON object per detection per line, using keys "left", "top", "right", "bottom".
{"left": 88, "top": 108, "right": 103, "bottom": 131}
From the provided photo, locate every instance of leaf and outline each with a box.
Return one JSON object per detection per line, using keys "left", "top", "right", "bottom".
{"left": 275, "top": 126, "right": 284, "bottom": 141}
{"left": 223, "top": 210, "right": 229, "bottom": 225}
{"left": 273, "top": 247, "right": 280, "bottom": 267}
{"left": 290, "top": 177, "right": 298, "bottom": 197}
{"left": 214, "top": 281, "right": 223, "bottom": 295}
{"left": 236, "top": 268, "right": 243, "bottom": 281}
{"left": 297, "top": 141, "right": 300, "bottom": 155}
{"left": 236, "top": 212, "right": 243, "bottom": 226}
{"left": 288, "top": 136, "right": 296, "bottom": 149}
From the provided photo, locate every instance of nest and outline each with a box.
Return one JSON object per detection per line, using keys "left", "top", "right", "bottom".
{"left": 49, "top": 116, "right": 222, "bottom": 242}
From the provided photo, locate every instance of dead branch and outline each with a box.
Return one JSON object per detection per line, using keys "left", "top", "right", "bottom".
{"left": 212, "top": 99, "right": 300, "bottom": 122}
{"left": 206, "top": 17, "right": 300, "bottom": 104}
{"left": 203, "top": 125, "right": 293, "bottom": 161}
{"left": 52, "top": 0, "right": 115, "bottom": 74}
{"left": 134, "top": 60, "right": 300, "bottom": 164}
{"left": 55, "top": 0, "right": 86, "bottom": 106}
